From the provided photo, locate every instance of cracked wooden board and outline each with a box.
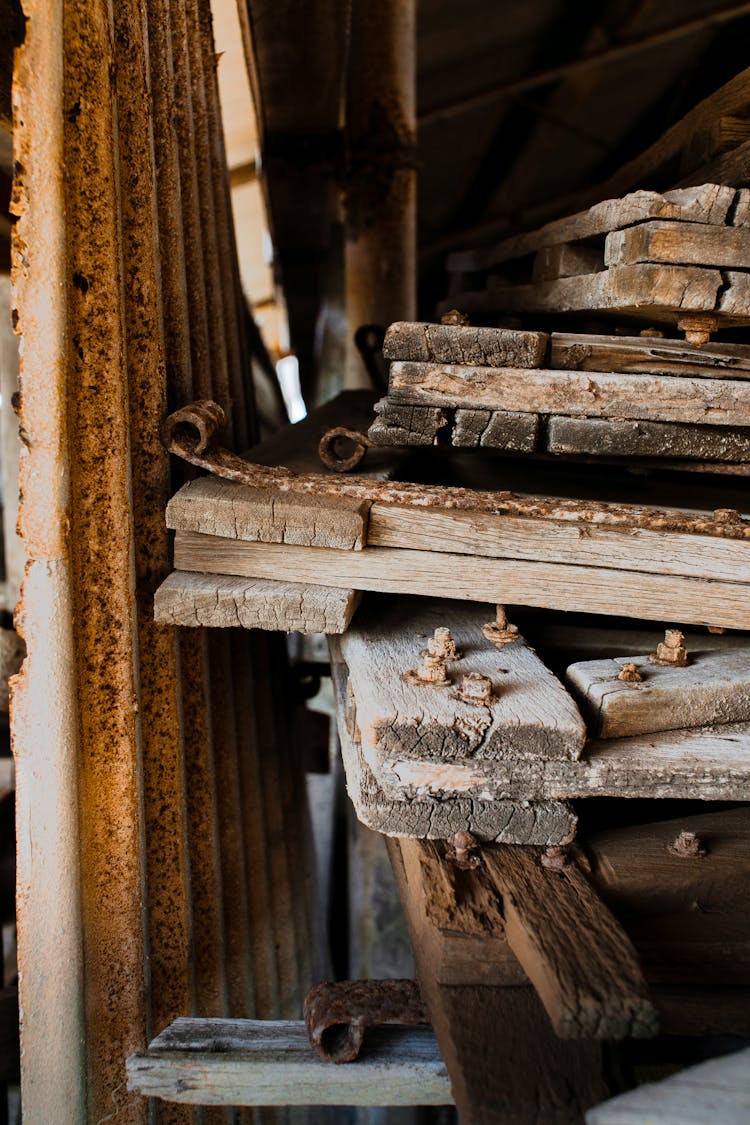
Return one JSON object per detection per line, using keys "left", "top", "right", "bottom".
{"left": 167, "top": 474, "right": 371, "bottom": 550}
{"left": 605, "top": 220, "right": 750, "bottom": 269}
{"left": 383, "top": 321, "right": 548, "bottom": 368}
{"left": 389, "top": 359, "right": 750, "bottom": 425}
{"left": 173, "top": 532, "right": 750, "bottom": 629}
{"left": 339, "top": 598, "right": 586, "bottom": 764}
{"left": 549, "top": 332, "right": 750, "bottom": 380}
{"left": 447, "top": 184, "right": 739, "bottom": 273}
{"left": 154, "top": 571, "right": 361, "bottom": 634}
{"left": 368, "top": 397, "right": 539, "bottom": 451}
{"left": 330, "top": 644, "right": 578, "bottom": 846}
{"left": 566, "top": 648, "right": 750, "bottom": 738}
{"left": 547, "top": 417, "right": 750, "bottom": 463}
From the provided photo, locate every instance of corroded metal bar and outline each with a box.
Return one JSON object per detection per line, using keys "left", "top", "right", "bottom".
{"left": 163, "top": 400, "right": 750, "bottom": 540}
{"left": 304, "top": 979, "right": 428, "bottom": 1063}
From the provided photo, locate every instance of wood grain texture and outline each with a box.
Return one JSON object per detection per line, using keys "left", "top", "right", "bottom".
{"left": 548, "top": 416, "right": 750, "bottom": 462}
{"left": 390, "top": 721, "right": 750, "bottom": 801}
{"left": 448, "top": 184, "right": 737, "bottom": 272}
{"left": 366, "top": 502, "right": 750, "bottom": 582}
{"left": 389, "top": 360, "right": 750, "bottom": 425}
{"left": 338, "top": 597, "right": 587, "bottom": 764}
{"left": 550, "top": 331, "right": 750, "bottom": 379}
{"left": 586, "top": 1047, "right": 750, "bottom": 1125}
{"left": 167, "top": 474, "right": 371, "bottom": 549}
{"left": 368, "top": 399, "right": 538, "bottom": 450}
{"left": 482, "top": 847, "right": 657, "bottom": 1040}
{"left": 532, "top": 242, "right": 604, "bottom": 282}
{"left": 605, "top": 220, "right": 750, "bottom": 269}
{"left": 566, "top": 648, "right": 750, "bottom": 738}
{"left": 369, "top": 399, "right": 448, "bottom": 445}
{"left": 126, "top": 1019, "right": 452, "bottom": 1106}
{"left": 173, "top": 533, "right": 750, "bottom": 629}
{"left": 154, "top": 570, "right": 361, "bottom": 634}
{"left": 383, "top": 321, "right": 548, "bottom": 367}
{"left": 452, "top": 408, "right": 538, "bottom": 449}
{"left": 331, "top": 646, "right": 578, "bottom": 845}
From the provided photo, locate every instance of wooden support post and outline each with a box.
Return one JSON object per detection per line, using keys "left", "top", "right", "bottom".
{"left": 344, "top": 0, "right": 416, "bottom": 389}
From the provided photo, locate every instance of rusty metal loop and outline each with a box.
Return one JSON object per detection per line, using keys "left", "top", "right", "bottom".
{"left": 160, "top": 399, "right": 226, "bottom": 457}
{"left": 318, "top": 426, "right": 370, "bottom": 473}
{"left": 304, "top": 979, "right": 428, "bottom": 1063}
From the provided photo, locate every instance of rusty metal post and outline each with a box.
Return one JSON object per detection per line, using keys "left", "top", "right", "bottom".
{"left": 343, "top": 0, "right": 416, "bottom": 389}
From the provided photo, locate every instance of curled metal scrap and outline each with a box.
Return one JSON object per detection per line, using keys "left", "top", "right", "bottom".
{"left": 304, "top": 979, "right": 428, "bottom": 1063}
{"left": 162, "top": 400, "right": 750, "bottom": 539}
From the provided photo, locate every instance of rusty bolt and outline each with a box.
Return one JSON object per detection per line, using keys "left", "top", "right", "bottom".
{"left": 454, "top": 672, "right": 494, "bottom": 705}
{"left": 668, "top": 831, "right": 707, "bottom": 859}
{"left": 649, "top": 629, "right": 689, "bottom": 668}
{"left": 677, "top": 314, "right": 718, "bottom": 347}
{"left": 483, "top": 604, "right": 520, "bottom": 649}
{"left": 707, "top": 625, "right": 726, "bottom": 634}
{"left": 427, "top": 626, "right": 461, "bottom": 662}
{"left": 639, "top": 327, "right": 666, "bottom": 338}
{"left": 440, "top": 309, "right": 470, "bottom": 327}
{"left": 541, "top": 845, "right": 570, "bottom": 871}
{"left": 713, "top": 508, "right": 743, "bottom": 524}
{"left": 448, "top": 830, "right": 479, "bottom": 866}
{"left": 403, "top": 650, "right": 450, "bottom": 687}
{"left": 618, "top": 662, "right": 642, "bottom": 683}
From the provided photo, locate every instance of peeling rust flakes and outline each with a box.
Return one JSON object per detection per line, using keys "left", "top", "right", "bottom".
{"left": 163, "top": 399, "right": 750, "bottom": 540}
{"left": 304, "top": 979, "right": 428, "bottom": 1063}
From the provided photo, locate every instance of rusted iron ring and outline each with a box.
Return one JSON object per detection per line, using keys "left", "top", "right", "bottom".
{"left": 160, "top": 399, "right": 225, "bottom": 456}
{"left": 318, "top": 427, "right": 370, "bottom": 472}
{"left": 304, "top": 979, "right": 428, "bottom": 1063}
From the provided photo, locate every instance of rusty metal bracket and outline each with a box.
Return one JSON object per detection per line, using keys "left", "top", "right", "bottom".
{"left": 160, "top": 400, "right": 750, "bottom": 539}
{"left": 304, "top": 979, "right": 428, "bottom": 1063}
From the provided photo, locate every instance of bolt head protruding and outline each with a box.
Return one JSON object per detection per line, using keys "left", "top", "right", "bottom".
{"left": 541, "top": 845, "right": 570, "bottom": 871}
{"left": 428, "top": 627, "right": 460, "bottom": 662}
{"left": 440, "top": 309, "right": 470, "bottom": 327}
{"left": 668, "top": 831, "right": 707, "bottom": 859}
{"left": 618, "top": 662, "right": 642, "bottom": 683}
{"left": 650, "top": 629, "right": 689, "bottom": 667}
{"left": 454, "top": 671, "right": 494, "bottom": 705}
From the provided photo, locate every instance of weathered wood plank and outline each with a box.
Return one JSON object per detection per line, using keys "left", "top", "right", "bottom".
{"left": 368, "top": 399, "right": 539, "bottom": 450}
{"left": 167, "top": 475, "right": 370, "bottom": 550}
{"left": 383, "top": 321, "right": 548, "bottom": 368}
{"left": 331, "top": 647, "right": 578, "bottom": 845}
{"left": 366, "top": 503, "right": 750, "bottom": 582}
{"left": 369, "top": 400, "right": 448, "bottom": 446}
{"left": 452, "top": 408, "right": 538, "bottom": 450}
{"left": 549, "top": 331, "right": 750, "bottom": 379}
{"left": 173, "top": 533, "right": 750, "bottom": 629}
{"left": 448, "top": 184, "right": 737, "bottom": 272}
{"left": 482, "top": 847, "right": 657, "bottom": 1040}
{"left": 339, "top": 598, "right": 587, "bottom": 765}
{"left": 126, "top": 1019, "right": 453, "bottom": 1106}
{"left": 605, "top": 220, "right": 750, "bottom": 269}
{"left": 154, "top": 570, "right": 361, "bottom": 634}
{"left": 389, "top": 360, "right": 750, "bottom": 425}
{"left": 586, "top": 1047, "right": 750, "bottom": 1125}
{"left": 547, "top": 416, "right": 750, "bottom": 463}
{"left": 566, "top": 648, "right": 750, "bottom": 738}
{"left": 532, "top": 242, "right": 604, "bottom": 282}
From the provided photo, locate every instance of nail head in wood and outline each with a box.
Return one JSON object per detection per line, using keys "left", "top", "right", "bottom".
{"left": 540, "top": 845, "right": 571, "bottom": 871}
{"left": 453, "top": 671, "right": 495, "bottom": 705}
{"left": 667, "top": 830, "right": 707, "bottom": 859}
{"left": 447, "top": 831, "right": 480, "bottom": 867}
{"left": 618, "top": 662, "right": 642, "bottom": 683}
{"left": 402, "top": 650, "right": 451, "bottom": 687}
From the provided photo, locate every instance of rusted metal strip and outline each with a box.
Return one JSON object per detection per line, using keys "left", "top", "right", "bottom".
{"left": 304, "top": 979, "right": 428, "bottom": 1063}
{"left": 163, "top": 400, "right": 750, "bottom": 539}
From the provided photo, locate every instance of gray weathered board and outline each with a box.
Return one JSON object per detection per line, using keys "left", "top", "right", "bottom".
{"left": 154, "top": 570, "right": 361, "bottom": 635}
{"left": 336, "top": 599, "right": 750, "bottom": 803}
{"left": 447, "top": 184, "right": 739, "bottom": 273}
{"left": 173, "top": 531, "right": 750, "bottom": 629}
{"left": 338, "top": 597, "right": 586, "bottom": 766}
{"left": 126, "top": 1018, "right": 453, "bottom": 1107}
{"left": 388, "top": 360, "right": 750, "bottom": 425}
{"left": 585, "top": 1045, "right": 750, "bottom": 1125}
{"left": 549, "top": 332, "right": 750, "bottom": 379}
{"left": 369, "top": 399, "right": 750, "bottom": 464}
{"left": 566, "top": 648, "right": 750, "bottom": 739}
{"left": 441, "top": 264, "right": 750, "bottom": 327}
{"left": 383, "top": 321, "right": 547, "bottom": 368}
{"left": 330, "top": 645, "right": 577, "bottom": 845}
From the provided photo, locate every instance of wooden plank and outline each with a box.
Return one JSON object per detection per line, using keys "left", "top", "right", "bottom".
{"left": 331, "top": 648, "right": 577, "bottom": 845}
{"left": 549, "top": 331, "right": 750, "bottom": 379}
{"left": 586, "top": 1047, "right": 750, "bottom": 1125}
{"left": 532, "top": 242, "right": 604, "bottom": 282}
{"left": 167, "top": 474, "right": 370, "bottom": 550}
{"left": 547, "top": 416, "right": 750, "bottom": 463}
{"left": 173, "top": 533, "right": 750, "bottom": 629}
{"left": 389, "top": 359, "right": 750, "bottom": 425}
{"left": 154, "top": 570, "right": 361, "bottom": 634}
{"left": 369, "top": 400, "right": 448, "bottom": 446}
{"left": 387, "top": 840, "right": 609, "bottom": 1124}
{"left": 368, "top": 399, "right": 539, "bottom": 450}
{"left": 681, "top": 115, "right": 750, "bottom": 178}
{"left": 566, "top": 648, "right": 750, "bottom": 738}
{"left": 126, "top": 1019, "right": 453, "bottom": 1106}
{"left": 452, "top": 408, "right": 538, "bottom": 450}
{"left": 366, "top": 503, "right": 750, "bottom": 582}
{"left": 482, "top": 846, "right": 657, "bottom": 1040}
{"left": 446, "top": 263, "right": 750, "bottom": 326}
{"left": 389, "top": 721, "right": 750, "bottom": 802}
{"left": 605, "top": 220, "right": 750, "bottom": 269}
{"left": 382, "top": 321, "right": 548, "bottom": 368}
{"left": 448, "top": 184, "right": 737, "bottom": 272}
{"left": 338, "top": 597, "right": 587, "bottom": 765}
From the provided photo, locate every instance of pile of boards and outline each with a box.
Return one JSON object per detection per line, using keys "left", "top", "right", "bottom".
{"left": 370, "top": 183, "right": 750, "bottom": 471}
